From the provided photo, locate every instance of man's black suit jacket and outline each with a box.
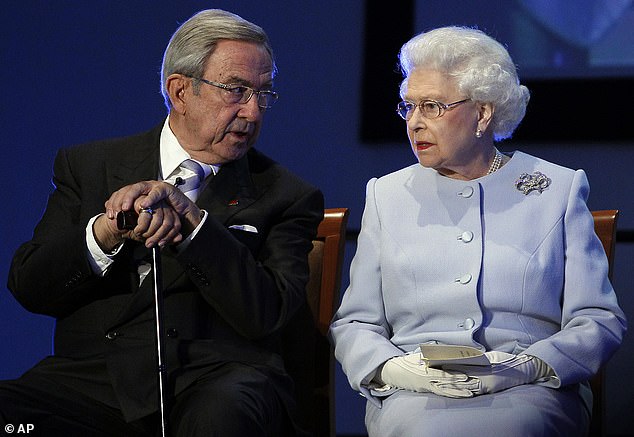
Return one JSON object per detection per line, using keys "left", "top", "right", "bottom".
{"left": 8, "top": 123, "right": 324, "bottom": 425}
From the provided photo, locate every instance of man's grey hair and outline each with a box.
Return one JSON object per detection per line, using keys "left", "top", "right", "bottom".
{"left": 160, "top": 9, "right": 276, "bottom": 110}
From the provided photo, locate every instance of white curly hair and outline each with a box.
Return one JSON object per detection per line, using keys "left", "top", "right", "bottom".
{"left": 399, "top": 26, "right": 530, "bottom": 141}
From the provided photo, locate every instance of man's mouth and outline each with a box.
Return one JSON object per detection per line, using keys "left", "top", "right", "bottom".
{"left": 228, "top": 130, "right": 249, "bottom": 139}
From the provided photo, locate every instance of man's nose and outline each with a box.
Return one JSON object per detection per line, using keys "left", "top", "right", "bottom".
{"left": 238, "top": 96, "right": 263, "bottom": 122}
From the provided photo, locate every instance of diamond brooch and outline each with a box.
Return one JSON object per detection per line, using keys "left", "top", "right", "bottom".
{"left": 515, "top": 171, "right": 551, "bottom": 195}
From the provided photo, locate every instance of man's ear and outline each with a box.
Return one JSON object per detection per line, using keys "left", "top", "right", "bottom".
{"left": 165, "top": 74, "right": 189, "bottom": 114}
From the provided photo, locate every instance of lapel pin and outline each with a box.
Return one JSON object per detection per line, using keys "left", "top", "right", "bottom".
{"left": 228, "top": 199, "right": 239, "bottom": 206}
{"left": 515, "top": 171, "right": 551, "bottom": 195}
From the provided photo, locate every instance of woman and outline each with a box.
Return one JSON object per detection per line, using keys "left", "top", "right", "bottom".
{"left": 330, "top": 26, "right": 626, "bottom": 436}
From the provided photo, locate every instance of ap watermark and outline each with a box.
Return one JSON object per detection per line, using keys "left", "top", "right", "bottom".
{"left": 4, "top": 424, "right": 34, "bottom": 434}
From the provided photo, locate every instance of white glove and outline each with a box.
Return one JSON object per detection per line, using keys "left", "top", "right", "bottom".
{"left": 441, "top": 351, "right": 553, "bottom": 395}
{"left": 378, "top": 353, "right": 474, "bottom": 398}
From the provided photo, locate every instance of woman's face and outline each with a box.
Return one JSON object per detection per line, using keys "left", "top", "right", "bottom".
{"left": 403, "top": 68, "right": 493, "bottom": 180}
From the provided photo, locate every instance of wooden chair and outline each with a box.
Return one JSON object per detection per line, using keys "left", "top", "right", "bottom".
{"left": 588, "top": 210, "right": 619, "bottom": 437}
{"left": 309, "top": 208, "right": 349, "bottom": 437}
{"left": 281, "top": 208, "right": 349, "bottom": 437}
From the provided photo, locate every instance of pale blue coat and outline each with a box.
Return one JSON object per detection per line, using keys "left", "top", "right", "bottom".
{"left": 330, "top": 151, "right": 626, "bottom": 436}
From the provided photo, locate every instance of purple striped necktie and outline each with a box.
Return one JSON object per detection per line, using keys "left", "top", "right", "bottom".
{"left": 176, "top": 159, "right": 206, "bottom": 201}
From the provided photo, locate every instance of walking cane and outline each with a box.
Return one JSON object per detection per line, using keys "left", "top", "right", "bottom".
{"left": 117, "top": 210, "right": 169, "bottom": 437}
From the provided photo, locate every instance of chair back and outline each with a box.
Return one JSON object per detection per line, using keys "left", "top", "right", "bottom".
{"left": 307, "top": 208, "right": 350, "bottom": 336}
{"left": 589, "top": 209, "right": 619, "bottom": 437}
{"left": 281, "top": 208, "right": 348, "bottom": 437}
{"left": 592, "top": 210, "right": 618, "bottom": 279}
{"left": 309, "top": 208, "right": 348, "bottom": 437}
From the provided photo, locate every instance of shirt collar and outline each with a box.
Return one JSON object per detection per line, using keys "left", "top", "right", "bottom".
{"left": 159, "top": 116, "right": 220, "bottom": 180}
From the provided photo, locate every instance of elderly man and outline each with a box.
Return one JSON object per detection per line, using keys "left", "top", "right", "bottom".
{"left": 1, "top": 9, "right": 323, "bottom": 437}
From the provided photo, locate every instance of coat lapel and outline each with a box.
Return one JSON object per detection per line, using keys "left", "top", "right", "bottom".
{"left": 197, "top": 152, "right": 264, "bottom": 225}
{"left": 105, "top": 127, "right": 161, "bottom": 195}
{"left": 105, "top": 126, "right": 165, "bottom": 326}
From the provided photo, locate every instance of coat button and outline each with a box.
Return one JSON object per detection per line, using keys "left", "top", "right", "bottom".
{"left": 455, "top": 274, "right": 472, "bottom": 284}
{"left": 457, "top": 186, "right": 474, "bottom": 198}
{"left": 458, "top": 318, "right": 476, "bottom": 330}
{"left": 166, "top": 328, "right": 179, "bottom": 338}
{"left": 105, "top": 331, "right": 120, "bottom": 340}
{"left": 458, "top": 231, "right": 474, "bottom": 243}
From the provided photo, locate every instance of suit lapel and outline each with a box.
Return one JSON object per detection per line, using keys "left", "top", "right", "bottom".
{"left": 197, "top": 152, "right": 264, "bottom": 225}
{"left": 105, "top": 127, "right": 162, "bottom": 195}
{"left": 106, "top": 125, "right": 166, "bottom": 326}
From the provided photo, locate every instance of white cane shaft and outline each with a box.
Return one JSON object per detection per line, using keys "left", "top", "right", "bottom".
{"left": 152, "top": 246, "right": 168, "bottom": 437}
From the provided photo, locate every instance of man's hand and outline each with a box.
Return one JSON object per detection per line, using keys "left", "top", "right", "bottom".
{"left": 95, "top": 180, "right": 202, "bottom": 250}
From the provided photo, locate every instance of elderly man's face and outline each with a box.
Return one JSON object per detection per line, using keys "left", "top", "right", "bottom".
{"left": 175, "top": 40, "right": 274, "bottom": 164}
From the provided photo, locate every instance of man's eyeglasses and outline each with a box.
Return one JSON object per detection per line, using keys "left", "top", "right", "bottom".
{"left": 396, "top": 98, "right": 470, "bottom": 120}
{"left": 190, "top": 77, "right": 279, "bottom": 109}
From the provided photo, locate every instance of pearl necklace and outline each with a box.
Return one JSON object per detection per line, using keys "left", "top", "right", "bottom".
{"left": 487, "top": 148, "right": 503, "bottom": 175}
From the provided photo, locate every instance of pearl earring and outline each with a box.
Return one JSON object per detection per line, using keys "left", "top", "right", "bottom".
{"left": 475, "top": 129, "right": 483, "bottom": 138}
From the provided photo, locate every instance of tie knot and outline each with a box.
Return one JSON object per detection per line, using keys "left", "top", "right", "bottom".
{"left": 174, "top": 159, "right": 207, "bottom": 200}
{"left": 180, "top": 159, "right": 205, "bottom": 183}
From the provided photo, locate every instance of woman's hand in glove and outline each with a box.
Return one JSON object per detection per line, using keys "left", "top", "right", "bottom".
{"left": 377, "top": 353, "right": 475, "bottom": 398}
{"left": 441, "top": 351, "right": 555, "bottom": 395}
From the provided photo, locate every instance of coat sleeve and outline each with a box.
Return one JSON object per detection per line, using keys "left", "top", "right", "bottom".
{"left": 329, "top": 178, "right": 404, "bottom": 401}
{"left": 524, "top": 169, "right": 627, "bottom": 385}
{"left": 7, "top": 147, "right": 115, "bottom": 317}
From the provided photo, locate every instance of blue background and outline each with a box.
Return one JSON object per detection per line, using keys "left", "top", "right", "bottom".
{"left": 1, "top": 1, "right": 633, "bottom": 435}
